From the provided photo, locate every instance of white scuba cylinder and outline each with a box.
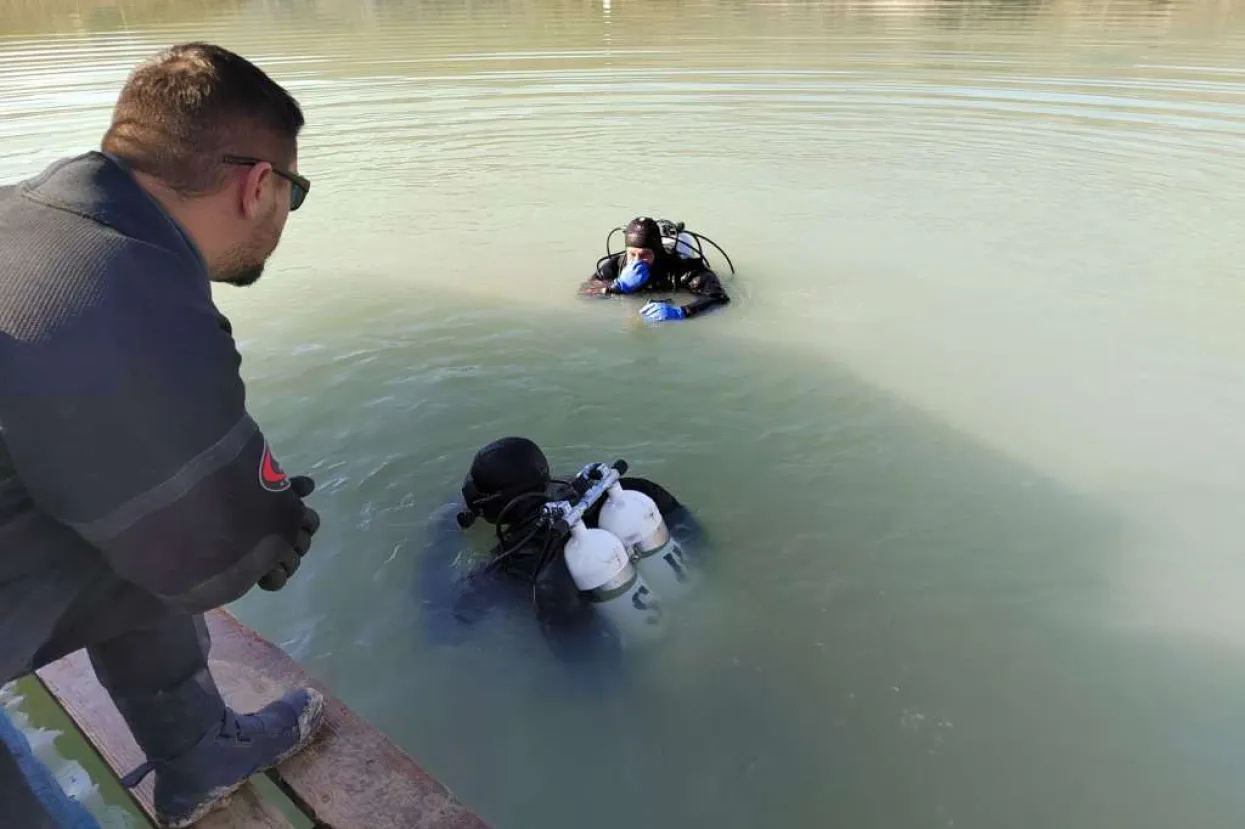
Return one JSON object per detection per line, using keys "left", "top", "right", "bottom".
{"left": 596, "top": 483, "right": 699, "bottom": 600}
{"left": 563, "top": 520, "right": 665, "bottom": 646}
{"left": 662, "top": 231, "right": 699, "bottom": 259}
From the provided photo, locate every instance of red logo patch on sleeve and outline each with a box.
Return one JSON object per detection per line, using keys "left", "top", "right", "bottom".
{"left": 259, "top": 443, "right": 291, "bottom": 492}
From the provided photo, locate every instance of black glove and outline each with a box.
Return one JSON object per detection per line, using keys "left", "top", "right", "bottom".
{"left": 258, "top": 475, "right": 321, "bottom": 591}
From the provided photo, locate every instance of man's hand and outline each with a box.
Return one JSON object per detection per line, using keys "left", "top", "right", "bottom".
{"left": 258, "top": 475, "right": 320, "bottom": 591}
{"left": 640, "top": 301, "right": 686, "bottom": 322}
{"left": 614, "top": 260, "right": 651, "bottom": 294}
{"left": 579, "top": 278, "right": 614, "bottom": 297}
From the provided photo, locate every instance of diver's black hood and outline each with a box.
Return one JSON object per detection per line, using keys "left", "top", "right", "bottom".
{"left": 461, "top": 437, "right": 551, "bottom": 524}
{"left": 624, "top": 216, "right": 664, "bottom": 252}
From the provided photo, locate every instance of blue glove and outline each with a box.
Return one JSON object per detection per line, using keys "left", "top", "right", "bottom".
{"left": 613, "top": 259, "right": 651, "bottom": 294}
{"left": 640, "top": 301, "right": 686, "bottom": 322}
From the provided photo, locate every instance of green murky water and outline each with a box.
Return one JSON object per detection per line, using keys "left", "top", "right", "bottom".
{"left": 4, "top": 1, "right": 1245, "bottom": 826}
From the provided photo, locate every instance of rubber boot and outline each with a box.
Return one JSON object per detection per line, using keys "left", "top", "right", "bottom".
{"left": 113, "top": 668, "right": 326, "bottom": 828}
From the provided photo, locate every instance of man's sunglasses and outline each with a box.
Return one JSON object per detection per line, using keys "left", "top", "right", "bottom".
{"left": 221, "top": 154, "right": 310, "bottom": 211}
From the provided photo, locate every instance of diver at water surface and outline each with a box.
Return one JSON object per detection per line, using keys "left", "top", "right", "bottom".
{"left": 582, "top": 216, "right": 733, "bottom": 322}
{"left": 417, "top": 437, "right": 706, "bottom": 658}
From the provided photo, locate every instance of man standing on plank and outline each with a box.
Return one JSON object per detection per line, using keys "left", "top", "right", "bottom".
{"left": 0, "top": 42, "right": 324, "bottom": 828}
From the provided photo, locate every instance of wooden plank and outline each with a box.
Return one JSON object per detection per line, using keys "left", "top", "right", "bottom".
{"left": 36, "top": 650, "right": 296, "bottom": 829}
{"left": 33, "top": 607, "right": 489, "bottom": 829}
{"left": 204, "top": 608, "right": 490, "bottom": 829}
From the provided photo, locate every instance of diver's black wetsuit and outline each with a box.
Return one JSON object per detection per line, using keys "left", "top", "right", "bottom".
{"left": 417, "top": 476, "right": 704, "bottom": 661}
{"left": 592, "top": 252, "right": 730, "bottom": 319}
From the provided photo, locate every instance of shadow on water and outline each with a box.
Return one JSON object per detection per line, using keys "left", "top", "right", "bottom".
{"left": 218, "top": 278, "right": 1245, "bottom": 829}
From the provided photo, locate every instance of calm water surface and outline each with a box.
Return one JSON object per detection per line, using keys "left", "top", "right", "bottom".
{"left": 4, "top": 1, "right": 1245, "bottom": 827}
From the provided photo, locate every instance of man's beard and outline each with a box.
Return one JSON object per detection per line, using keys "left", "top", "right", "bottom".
{"left": 218, "top": 260, "right": 266, "bottom": 287}
{"left": 213, "top": 209, "right": 280, "bottom": 287}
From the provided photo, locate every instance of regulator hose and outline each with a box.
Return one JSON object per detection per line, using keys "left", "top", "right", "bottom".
{"left": 602, "top": 223, "right": 735, "bottom": 274}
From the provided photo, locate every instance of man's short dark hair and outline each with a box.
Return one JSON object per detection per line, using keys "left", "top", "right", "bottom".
{"left": 101, "top": 42, "right": 304, "bottom": 196}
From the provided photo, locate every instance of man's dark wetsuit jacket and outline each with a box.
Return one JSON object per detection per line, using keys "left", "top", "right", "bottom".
{"left": 417, "top": 476, "right": 704, "bottom": 657}
{"left": 0, "top": 152, "right": 309, "bottom": 681}
{"left": 593, "top": 252, "right": 730, "bottom": 319}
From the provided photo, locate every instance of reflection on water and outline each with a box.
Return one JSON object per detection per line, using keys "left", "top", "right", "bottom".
{"left": 0, "top": 0, "right": 242, "bottom": 34}
{"left": 2, "top": 0, "right": 1243, "bottom": 36}
{"left": 2, "top": 679, "right": 146, "bottom": 829}
{"left": 3, "top": 1, "right": 1245, "bottom": 827}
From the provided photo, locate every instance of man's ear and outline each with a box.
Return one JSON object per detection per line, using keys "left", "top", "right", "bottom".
{"left": 238, "top": 162, "right": 273, "bottom": 219}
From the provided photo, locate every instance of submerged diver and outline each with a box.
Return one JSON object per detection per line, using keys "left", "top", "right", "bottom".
{"left": 583, "top": 216, "right": 734, "bottom": 322}
{"left": 417, "top": 437, "right": 705, "bottom": 660}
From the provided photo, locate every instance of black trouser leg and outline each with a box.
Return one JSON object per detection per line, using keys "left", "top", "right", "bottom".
{"left": 18, "top": 567, "right": 323, "bottom": 828}
{"left": 31, "top": 576, "right": 225, "bottom": 764}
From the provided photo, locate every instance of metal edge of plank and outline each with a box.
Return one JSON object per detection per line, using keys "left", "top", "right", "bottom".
{"left": 36, "top": 649, "right": 298, "bottom": 829}
{"left": 204, "top": 608, "right": 491, "bottom": 829}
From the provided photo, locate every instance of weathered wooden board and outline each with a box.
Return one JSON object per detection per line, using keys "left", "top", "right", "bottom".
{"left": 36, "top": 648, "right": 295, "bottom": 829}
{"left": 203, "top": 609, "right": 490, "bottom": 829}
{"left": 36, "top": 607, "right": 490, "bottom": 829}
